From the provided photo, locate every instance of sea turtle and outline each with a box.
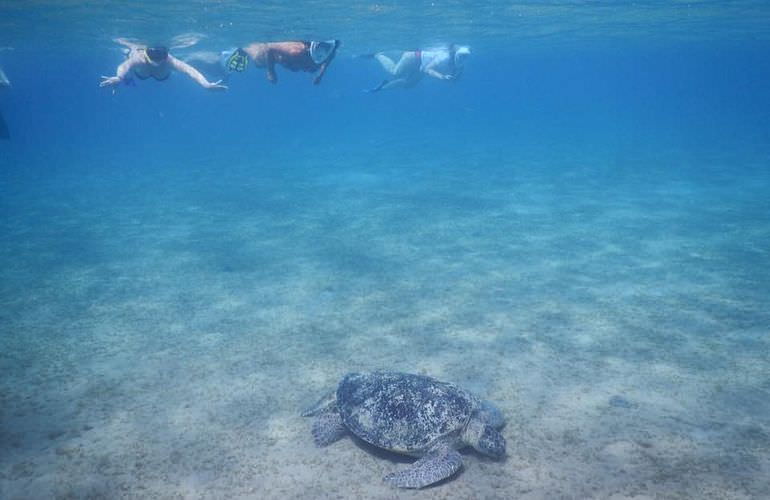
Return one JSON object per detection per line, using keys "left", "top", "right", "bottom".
{"left": 301, "top": 371, "right": 506, "bottom": 489}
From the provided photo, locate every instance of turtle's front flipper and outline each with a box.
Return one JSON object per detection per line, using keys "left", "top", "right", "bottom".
{"left": 311, "top": 411, "right": 346, "bottom": 446}
{"left": 383, "top": 445, "right": 463, "bottom": 489}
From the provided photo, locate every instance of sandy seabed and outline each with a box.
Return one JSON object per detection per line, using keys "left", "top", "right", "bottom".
{"left": 1, "top": 146, "right": 769, "bottom": 499}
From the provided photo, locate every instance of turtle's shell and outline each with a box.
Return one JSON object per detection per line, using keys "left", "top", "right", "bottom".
{"left": 336, "top": 372, "right": 477, "bottom": 454}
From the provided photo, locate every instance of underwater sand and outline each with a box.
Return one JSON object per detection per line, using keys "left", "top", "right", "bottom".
{"left": 1, "top": 144, "right": 769, "bottom": 499}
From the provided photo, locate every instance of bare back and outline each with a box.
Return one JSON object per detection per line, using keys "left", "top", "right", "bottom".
{"left": 243, "top": 41, "right": 316, "bottom": 71}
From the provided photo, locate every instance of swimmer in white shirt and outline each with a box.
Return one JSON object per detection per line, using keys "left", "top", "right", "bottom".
{"left": 361, "top": 44, "right": 470, "bottom": 92}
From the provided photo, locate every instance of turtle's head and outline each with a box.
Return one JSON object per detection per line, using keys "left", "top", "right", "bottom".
{"left": 477, "top": 425, "right": 506, "bottom": 458}
{"left": 463, "top": 416, "right": 506, "bottom": 459}
{"left": 477, "top": 400, "right": 506, "bottom": 429}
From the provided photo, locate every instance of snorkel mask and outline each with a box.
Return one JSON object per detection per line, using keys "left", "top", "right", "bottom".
{"left": 146, "top": 46, "right": 169, "bottom": 63}
{"left": 309, "top": 40, "right": 338, "bottom": 65}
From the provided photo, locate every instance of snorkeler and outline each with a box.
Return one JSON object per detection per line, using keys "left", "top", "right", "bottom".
{"left": 0, "top": 66, "right": 9, "bottom": 139}
{"left": 0, "top": 111, "right": 8, "bottom": 139}
{"left": 99, "top": 38, "right": 227, "bottom": 91}
{"left": 0, "top": 66, "right": 9, "bottom": 88}
{"left": 360, "top": 44, "right": 470, "bottom": 92}
{"left": 222, "top": 40, "right": 340, "bottom": 85}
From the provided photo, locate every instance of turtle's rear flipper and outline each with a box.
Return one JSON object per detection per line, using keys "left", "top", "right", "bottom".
{"left": 383, "top": 446, "right": 463, "bottom": 488}
{"left": 312, "top": 411, "right": 346, "bottom": 446}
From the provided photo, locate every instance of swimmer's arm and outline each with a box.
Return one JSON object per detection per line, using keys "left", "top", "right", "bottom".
{"left": 423, "top": 58, "right": 454, "bottom": 80}
{"left": 314, "top": 60, "right": 332, "bottom": 85}
{"left": 169, "top": 56, "right": 227, "bottom": 90}
{"left": 265, "top": 49, "right": 277, "bottom": 83}
{"left": 313, "top": 44, "right": 339, "bottom": 85}
{"left": 424, "top": 67, "right": 453, "bottom": 80}
{"left": 115, "top": 59, "right": 133, "bottom": 80}
{"left": 100, "top": 57, "right": 136, "bottom": 87}
{"left": 113, "top": 38, "right": 143, "bottom": 51}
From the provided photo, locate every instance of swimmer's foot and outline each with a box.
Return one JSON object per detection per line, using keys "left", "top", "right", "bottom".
{"left": 363, "top": 80, "right": 387, "bottom": 93}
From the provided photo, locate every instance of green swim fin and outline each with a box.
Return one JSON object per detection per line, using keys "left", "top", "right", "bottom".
{"left": 226, "top": 48, "right": 249, "bottom": 72}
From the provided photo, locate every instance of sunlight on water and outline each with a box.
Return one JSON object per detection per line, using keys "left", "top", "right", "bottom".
{"left": 1, "top": 0, "right": 769, "bottom": 50}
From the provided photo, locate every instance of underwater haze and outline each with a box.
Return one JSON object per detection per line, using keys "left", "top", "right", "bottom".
{"left": 1, "top": 1, "right": 770, "bottom": 499}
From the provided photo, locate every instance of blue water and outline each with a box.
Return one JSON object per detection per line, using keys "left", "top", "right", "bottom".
{"left": 1, "top": 2, "right": 770, "bottom": 499}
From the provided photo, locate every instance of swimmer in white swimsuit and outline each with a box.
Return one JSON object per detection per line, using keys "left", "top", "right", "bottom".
{"left": 361, "top": 44, "right": 470, "bottom": 92}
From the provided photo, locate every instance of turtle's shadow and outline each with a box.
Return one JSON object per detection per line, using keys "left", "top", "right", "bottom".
{"left": 347, "top": 435, "right": 493, "bottom": 489}
{"left": 346, "top": 422, "right": 508, "bottom": 465}
{"left": 348, "top": 434, "right": 413, "bottom": 464}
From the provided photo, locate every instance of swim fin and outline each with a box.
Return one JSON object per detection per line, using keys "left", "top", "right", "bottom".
{"left": 363, "top": 79, "right": 388, "bottom": 93}
{"left": 0, "top": 109, "right": 9, "bottom": 139}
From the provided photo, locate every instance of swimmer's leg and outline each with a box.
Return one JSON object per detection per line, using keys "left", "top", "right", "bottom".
{"left": 366, "top": 52, "right": 420, "bottom": 92}
{"left": 113, "top": 37, "right": 144, "bottom": 50}
{"left": 374, "top": 53, "right": 399, "bottom": 75}
{"left": 391, "top": 52, "right": 419, "bottom": 78}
